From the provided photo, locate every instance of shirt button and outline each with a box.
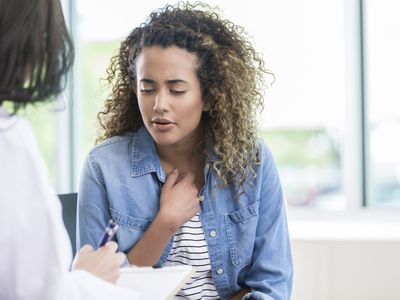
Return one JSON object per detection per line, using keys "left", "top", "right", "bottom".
{"left": 209, "top": 230, "right": 217, "bottom": 238}
{"left": 216, "top": 268, "right": 224, "bottom": 275}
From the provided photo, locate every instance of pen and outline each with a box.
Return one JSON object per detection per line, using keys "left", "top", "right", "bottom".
{"left": 97, "top": 219, "right": 119, "bottom": 248}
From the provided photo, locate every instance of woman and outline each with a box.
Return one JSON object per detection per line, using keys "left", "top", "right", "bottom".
{"left": 78, "top": 2, "right": 293, "bottom": 299}
{"left": 0, "top": 0, "right": 137, "bottom": 299}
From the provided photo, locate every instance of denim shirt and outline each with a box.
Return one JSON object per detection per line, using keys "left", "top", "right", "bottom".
{"left": 77, "top": 127, "right": 293, "bottom": 300}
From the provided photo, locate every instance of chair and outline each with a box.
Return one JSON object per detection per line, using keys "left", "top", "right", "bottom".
{"left": 58, "top": 193, "right": 78, "bottom": 256}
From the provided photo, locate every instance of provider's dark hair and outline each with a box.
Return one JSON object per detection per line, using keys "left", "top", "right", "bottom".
{"left": 0, "top": 0, "right": 74, "bottom": 112}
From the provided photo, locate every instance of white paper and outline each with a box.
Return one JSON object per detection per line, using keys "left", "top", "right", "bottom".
{"left": 116, "top": 265, "right": 195, "bottom": 300}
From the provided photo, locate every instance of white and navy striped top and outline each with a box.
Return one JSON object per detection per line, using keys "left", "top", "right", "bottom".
{"left": 164, "top": 213, "right": 220, "bottom": 299}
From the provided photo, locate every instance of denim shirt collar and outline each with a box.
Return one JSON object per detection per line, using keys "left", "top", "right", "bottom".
{"left": 130, "top": 127, "right": 166, "bottom": 182}
{"left": 130, "top": 126, "right": 219, "bottom": 183}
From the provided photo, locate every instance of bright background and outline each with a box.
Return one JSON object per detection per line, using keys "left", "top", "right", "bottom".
{"left": 31, "top": 0, "right": 399, "bottom": 210}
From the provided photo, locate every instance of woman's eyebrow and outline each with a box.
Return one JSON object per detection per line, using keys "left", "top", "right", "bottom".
{"left": 139, "top": 79, "right": 188, "bottom": 85}
{"left": 165, "top": 79, "right": 188, "bottom": 84}
{"left": 139, "top": 78, "right": 156, "bottom": 84}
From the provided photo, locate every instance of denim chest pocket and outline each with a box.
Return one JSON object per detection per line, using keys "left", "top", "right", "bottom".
{"left": 224, "top": 201, "right": 260, "bottom": 268}
{"left": 110, "top": 208, "right": 153, "bottom": 253}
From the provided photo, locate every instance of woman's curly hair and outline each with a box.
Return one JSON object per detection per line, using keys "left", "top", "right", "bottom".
{"left": 98, "top": 1, "right": 270, "bottom": 189}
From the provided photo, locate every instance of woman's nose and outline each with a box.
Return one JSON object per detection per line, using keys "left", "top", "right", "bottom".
{"left": 153, "top": 91, "right": 169, "bottom": 113}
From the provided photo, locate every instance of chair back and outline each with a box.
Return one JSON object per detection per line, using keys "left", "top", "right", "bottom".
{"left": 58, "top": 193, "right": 78, "bottom": 255}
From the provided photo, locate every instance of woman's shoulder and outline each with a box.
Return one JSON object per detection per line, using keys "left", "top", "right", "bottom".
{"left": 253, "top": 138, "right": 280, "bottom": 178}
{"left": 83, "top": 133, "right": 136, "bottom": 171}
{"left": 255, "top": 138, "right": 273, "bottom": 160}
{"left": 92, "top": 132, "right": 136, "bottom": 151}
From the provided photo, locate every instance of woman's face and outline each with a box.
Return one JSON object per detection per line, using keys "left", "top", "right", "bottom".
{"left": 136, "top": 46, "right": 210, "bottom": 148}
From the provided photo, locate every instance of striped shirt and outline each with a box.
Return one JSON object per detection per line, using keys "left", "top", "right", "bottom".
{"left": 165, "top": 213, "right": 220, "bottom": 299}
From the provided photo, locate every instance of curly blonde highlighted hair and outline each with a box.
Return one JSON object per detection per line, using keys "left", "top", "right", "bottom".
{"left": 98, "top": 1, "right": 270, "bottom": 189}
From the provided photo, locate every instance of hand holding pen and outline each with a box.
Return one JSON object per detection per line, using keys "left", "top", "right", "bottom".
{"left": 97, "top": 219, "right": 119, "bottom": 248}
{"left": 72, "top": 219, "right": 124, "bottom": 283}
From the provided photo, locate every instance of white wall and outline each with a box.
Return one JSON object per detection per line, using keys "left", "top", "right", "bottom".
{"left": 291, "top": 239, "right": 400, "bottom": 300}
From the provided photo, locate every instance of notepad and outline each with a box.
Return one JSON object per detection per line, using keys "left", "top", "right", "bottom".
{"left": 116, "top": 265, "right": 195, "bottom": 300}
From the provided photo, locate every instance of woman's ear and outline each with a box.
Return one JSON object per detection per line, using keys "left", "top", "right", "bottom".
{"left": 203, "top": 100, "right": 211, "bottom": 112}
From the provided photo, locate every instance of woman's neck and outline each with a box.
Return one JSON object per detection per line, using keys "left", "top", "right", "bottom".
{"left": 157, "top": 141, "right": 205, "bottom": 173}
{"left": 156, "top": 129, "right": 206, "bottom": 189}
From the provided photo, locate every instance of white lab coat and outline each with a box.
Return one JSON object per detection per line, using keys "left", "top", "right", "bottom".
{"left": 0, "top": 108, "right": 137, "bottom": 300}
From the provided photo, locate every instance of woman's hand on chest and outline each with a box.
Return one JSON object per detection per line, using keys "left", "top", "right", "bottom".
{"left": 157, "top": 169, "right": 200, "bottom": 232}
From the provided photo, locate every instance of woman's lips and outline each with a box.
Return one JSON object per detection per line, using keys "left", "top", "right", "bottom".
{"left": 151, "top": 118, "right": 175, "bottom": 131}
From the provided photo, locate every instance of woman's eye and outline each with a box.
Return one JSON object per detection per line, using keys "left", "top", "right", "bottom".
{"left": 140, "top": 89, "right": 154, "bottom": 94}
{"left": 170, "top": 90, "right": 186, "bottom": 95}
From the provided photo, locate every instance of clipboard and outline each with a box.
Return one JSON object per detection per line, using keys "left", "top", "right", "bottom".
{"left": 116, "top": 265, "right": 195, "bottom": 299}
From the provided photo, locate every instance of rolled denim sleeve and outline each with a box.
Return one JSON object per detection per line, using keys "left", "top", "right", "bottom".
{"left": 77, "top": 153, "right": 111, "bottom": 251}
{"left": 242, "top": 143, "right": 293, "bottom": 300}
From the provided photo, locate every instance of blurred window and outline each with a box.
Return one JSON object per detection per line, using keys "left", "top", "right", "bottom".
{"left": 364, "top": 0, "right": 400, "bottom": 207}
{"left": 30, "top": 0, "right": 399, "bottom": 211}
